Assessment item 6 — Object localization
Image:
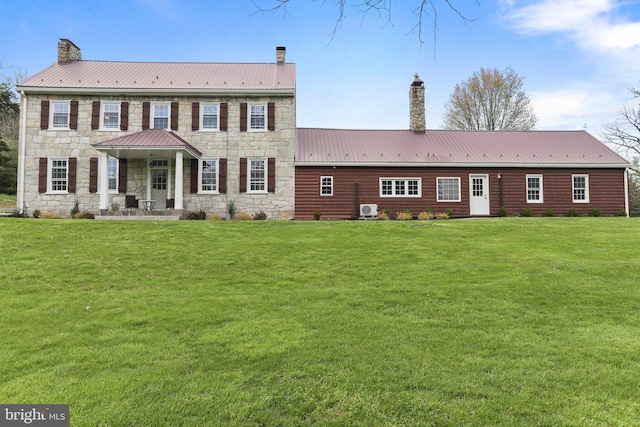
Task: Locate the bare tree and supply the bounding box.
[601,88,640,172]
[442,67,538,131]
[252,0,479,51]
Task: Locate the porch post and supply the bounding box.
[175,152,184,210]
[98,152,109,210]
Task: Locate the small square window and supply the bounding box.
[321,176,333,196]
[51,102,70,129]
[437,177,461,202]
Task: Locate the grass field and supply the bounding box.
[0,194,16,208]
[1,218,639,426]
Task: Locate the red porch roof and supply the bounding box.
[92,129,202,159]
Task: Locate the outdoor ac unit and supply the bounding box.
[360,203,378,218]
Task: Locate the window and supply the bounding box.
[321,176,333,196]
[526,174,543,203]
[248,158,266,192]
[437,177,461,202]
[51,102,70,129]
[199,159,219,193]
[249,104,266,131]
[102,103,120,129]
[572,174,589,203]
[49,158,68,193]
[201,103,219,130]
[380,178,421,197]
[152,103,170,129]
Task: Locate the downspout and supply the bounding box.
[17,91,27,214]
[624,168,630,217]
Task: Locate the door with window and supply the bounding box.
[469,174,490,216]
[151,169,168,210]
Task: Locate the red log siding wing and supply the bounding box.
[190,159,198,193]
[191,102,199,131]
[220,103,228,131]
[120,102,129,131]
[268,157,276,192]
[142,102,150,130]
[38,157,47,193]
[240,103,247,131]
[118,158,127,193]
[268,102,275,131]
[171,102,179,130]
[239,157,247,192]
[68,157,77,193]
[219,158,227,194]
[89,157,98,193]
[91,101,100,130]
[69,101,78,130]
[40,101,49,129]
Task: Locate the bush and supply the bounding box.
[32,209,41,218]
[235,212,253,220]
[383,207,392,217]
[313,210,322,220]
[226,200,236,220]
[444,208,453,218]
[39,211,57,219]
[75,211,95,219]
[70,200,80,218]
[181,211,206,220]
[396,211,412,220]
[522,207,532,217]
[617,210,628,217]
[590,207,602,217]
[253,210,268,220]
[545,209,554,217]
[377,212,390,220]
[417,210,434,220]
[498,207,508,217]
[435,212,449,220]
[567,208,578,217]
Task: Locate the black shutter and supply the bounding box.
[118,158,127,193]
[190,159,198,193]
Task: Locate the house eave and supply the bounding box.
[294,161,630,169]
[16,86,295,97]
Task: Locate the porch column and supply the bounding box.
[174,152,184,210]
[99,152,109,210]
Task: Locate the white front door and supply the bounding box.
[151,169,168,210]
[469,174,490,216]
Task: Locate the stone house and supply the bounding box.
[16,40,295,218]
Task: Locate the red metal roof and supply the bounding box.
[295,128,628,168]
[18,61,295,93]
[93,129,202,158]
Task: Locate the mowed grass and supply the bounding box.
[0,218,639,426]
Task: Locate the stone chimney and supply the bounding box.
[58,39,81,64]
[409,73,426,132]
[276,46,286,64]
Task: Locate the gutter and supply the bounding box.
[17,91,27,214]
[294,161,630,169]
[16,86,295,97]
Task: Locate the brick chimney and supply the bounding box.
[58,39,81,64]
[409,73,426,132]
[276,46,286,64]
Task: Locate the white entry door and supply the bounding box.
[469,174,490,216]
[151,169,168,210]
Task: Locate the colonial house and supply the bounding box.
[16,40,629,219]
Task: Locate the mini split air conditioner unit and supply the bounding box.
[360,203,378,219]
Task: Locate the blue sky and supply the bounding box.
[1,0,639,136]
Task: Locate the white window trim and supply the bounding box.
[436,177,461,202]
[100,102,121,131]
[572,174,590,203]
[97,156,119,194]
[379,177,422,198]
[320,176,333,196]
[49,101,70,130]
[247,157,267,194]
[47,157,69,194]
[200,102,220,132]
[526,174,544,203]
[151,102,171,130]
[198,158,219,194]
[248,102,267,132]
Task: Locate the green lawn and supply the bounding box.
[0,194,16,208]
[1,218,639,426]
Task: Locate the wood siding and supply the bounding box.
[295,166,627,219]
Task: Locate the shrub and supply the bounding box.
[313,210,322,220]
[435,212,449,220]
[396,211,412,220]
[545,209,554,217]
[39,211,58,219]
[424,207,433,213]
[181,211,206,220]
[377,212,390,220]
[522,207,532,217]
[206,214,223,221]
[444,208,453,218]
[75,211,95,219]
[417,210,434,220]
[590,207,602,217]
[567,208,578,217]
[226,200,237,220]
[383,207,392,217]
[253,210,268,220]
[32,209,41,218]
[498,207,508,217]
[235,212,253,220]
[617,210,628,217]
[70,200,80,218]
